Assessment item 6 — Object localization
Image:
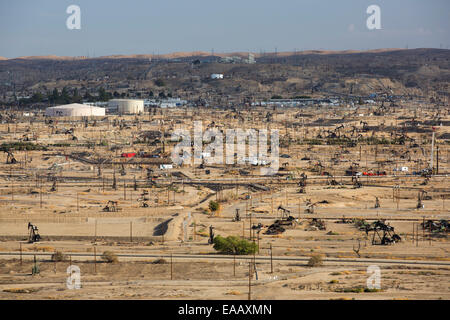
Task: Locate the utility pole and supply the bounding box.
[249,211,253,241]
[270,243,273,274]
[94,246,97,274]
[11,169,13,202]
[271,189,274,216]
[430,130,435,173]
[170,253,173,280]
[248,262,252,300]
[130,221,133,243]
[193,221,196,241]
[233,253,236,277]
[285,187,288,206]
[416,223,419,247]
[436,146,439,174]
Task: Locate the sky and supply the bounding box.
[0,0,449,58]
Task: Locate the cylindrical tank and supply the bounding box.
[45,103,105,117]
[109,99,144,114]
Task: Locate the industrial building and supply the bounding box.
[45,103,106,117]
[109,99,144,114]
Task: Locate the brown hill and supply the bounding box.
[8,48,407,61]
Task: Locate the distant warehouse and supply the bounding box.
[109,99,144,114]
[45,103,106,117]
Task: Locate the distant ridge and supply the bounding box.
[5,48,444,61]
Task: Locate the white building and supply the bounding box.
[109,99,144,114]
[144,98,188,108]
[45,103,105,117]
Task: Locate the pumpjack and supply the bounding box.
[120,164,126,176]
[352,175,362,188]
[365,220,401,245]
[298,173,307,187]
[277,205,291,218]
[276,205,298,228]
[28,222,41,243]
[5,151,17,164]
[50,180,57,192]
[138,190,149,207]
[102,200,121,212]
[416,190,431,209]
[304,199,320,214]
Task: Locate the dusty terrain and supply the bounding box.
[0,103,448,300]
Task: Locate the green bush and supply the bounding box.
[0,142,47,152]
[208,200,220,212]
[336,286,382,293]
[213,235,257,255]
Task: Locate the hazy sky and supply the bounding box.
[0,0,449,58]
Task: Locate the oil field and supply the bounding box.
[0,97,448,299]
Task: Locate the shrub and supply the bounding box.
[101,251,119,263]
[329,279,339,284]
[51,251,66,262]
[152,258,167,264]
[208,200,220,212]
[307,254,323,267]
[213,235,257,255]
[335,286,381,293]
[154,79,165,87]
[0,142,47,152]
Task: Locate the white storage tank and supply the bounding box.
[109,99,144,114]
[45,103,105,117]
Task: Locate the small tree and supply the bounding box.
[158,91,166,98]
[213,235,257,255]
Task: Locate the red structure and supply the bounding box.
[121,152,136,158]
